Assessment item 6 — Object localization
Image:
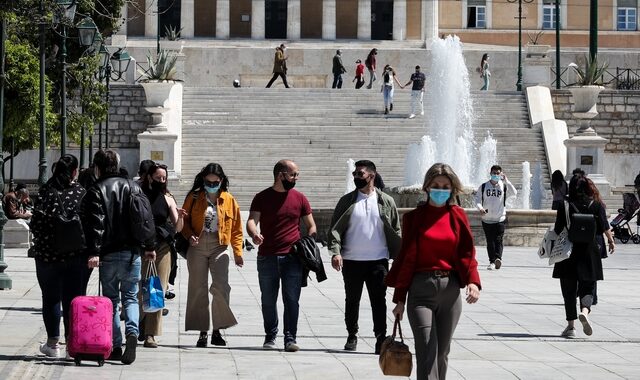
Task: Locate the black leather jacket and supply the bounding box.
[80,173,155,256]
[291,235,327,287]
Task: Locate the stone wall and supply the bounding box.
[103,84,151,149]
[551,90,640,154]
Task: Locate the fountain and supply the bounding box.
[531,162,546,209]
[345,159,356,194]
[402,35,497,190]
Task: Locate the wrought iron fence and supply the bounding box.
[135,60,151,83]
[551,67,640,90]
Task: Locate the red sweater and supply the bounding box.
[386,204,481,303]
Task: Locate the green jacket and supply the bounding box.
[328,188,401,259]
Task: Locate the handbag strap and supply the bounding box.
[51,187,69,218]
[563,201,571,229]
[392,317,405,343]
[146,260,158,279]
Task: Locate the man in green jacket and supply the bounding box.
[266,44,289,88]
[328,160,401,354]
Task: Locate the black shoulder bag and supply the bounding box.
[174,191,198,259]
[52,188,87,254]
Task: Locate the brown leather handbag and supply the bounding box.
[379,317,413,377]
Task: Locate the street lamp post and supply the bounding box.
[38,0,48,186]
[507,0,534,91]
[0,17,12,290]
[96,47,131,150]
[555,0,561,89]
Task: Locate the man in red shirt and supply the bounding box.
[246,159,317,352]
[353,59,365,89]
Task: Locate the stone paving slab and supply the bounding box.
[0,243,639,379]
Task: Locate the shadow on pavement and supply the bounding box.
[477,333,562,339]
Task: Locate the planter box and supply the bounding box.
[525,44,550,58]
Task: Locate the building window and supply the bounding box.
[467,6,486,28]
[617,7,637,30]
[542,5,557,29]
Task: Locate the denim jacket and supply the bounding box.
[328,188,401,259]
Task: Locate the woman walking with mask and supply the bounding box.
[386,163,481,379]
[181,163,244,347]
[139,163,186,348]
[30,154,88,358]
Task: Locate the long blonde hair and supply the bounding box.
[422,163,464,205]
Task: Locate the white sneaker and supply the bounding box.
[494,258,502,270]
[561,326,576,339]
[39,343,60,358]
[579,312,593,336]
[408,114,416,119]
[487,263,495,270]
[420,111,424,116]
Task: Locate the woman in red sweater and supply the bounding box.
[386,163,481,380]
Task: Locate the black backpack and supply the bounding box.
[128,181,156,247]
[52,188,86,254]
[568,202,597,244]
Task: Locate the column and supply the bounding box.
[144,0,157,38]
[216,0,230,38]
[393,0,406,40]
[357,0,371,40]
[287,0,301,39]
[322,0,336,39]
[112,3,127,46]
[181,0,195,38]
[424,0,439,41]
[252,0,265,39]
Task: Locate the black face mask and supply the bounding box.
[354,177,369,190]
[282,177,296,191]
[151,180,166,193]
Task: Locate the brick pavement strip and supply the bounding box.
[1,245,639,379]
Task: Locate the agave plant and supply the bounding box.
[139,49,178,82]
[568,55,608,86]
[164,25,182,41]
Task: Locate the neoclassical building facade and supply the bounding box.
[119,0,640,47]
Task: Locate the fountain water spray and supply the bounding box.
[345,159,356,194]
[403,35,497,188]
[520,161,531,209]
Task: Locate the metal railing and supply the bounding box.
[551,67,640,90]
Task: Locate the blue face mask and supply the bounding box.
[205,182,220,194]
[429,189,451,206]
[490,175,501,182]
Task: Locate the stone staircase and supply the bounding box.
[177,88,548,210]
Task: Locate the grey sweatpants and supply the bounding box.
[407,273,462,380]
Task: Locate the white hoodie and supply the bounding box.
[474,179,517,223]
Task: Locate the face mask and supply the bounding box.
[281,178,296,191]
[490,175,501,182]
[151,180,166,193]
[429,189,451,206]
[205,182,220,194]
[354,177,369,190]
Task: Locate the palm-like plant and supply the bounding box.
[568,55,608,86]
[139,49,178,82]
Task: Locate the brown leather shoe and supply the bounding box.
[143,335,158,348]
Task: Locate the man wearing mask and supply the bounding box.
[404,65,426,119]
[80,150,156,364]
[246,159,316,352]
[266,44,289,88]
[332,49,347,89]
[474,165,517,270]
[328,160,401,354]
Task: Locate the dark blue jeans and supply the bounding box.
[257,254,303,344]
[332,73,343,89]
[35,255,91,340]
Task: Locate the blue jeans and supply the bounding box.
[257,254,303,344]
[100,250,141,347]
[332,73,343,89]
[383,85,394,108]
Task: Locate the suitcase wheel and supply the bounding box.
[74,357,81,366]
[98,358,105,367]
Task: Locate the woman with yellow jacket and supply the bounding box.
[181,163,243,347]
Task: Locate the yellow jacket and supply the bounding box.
[181,191,243,257]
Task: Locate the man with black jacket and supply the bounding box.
[328,160,401,354]
[81,150,156,365]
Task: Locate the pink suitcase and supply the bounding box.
[67,295,113,366]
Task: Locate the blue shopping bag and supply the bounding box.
[142,261,165,313]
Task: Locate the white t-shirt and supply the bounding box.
[203,202,219,233]
[341,191,389,261]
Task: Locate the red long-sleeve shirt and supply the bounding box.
[386,204,481,303]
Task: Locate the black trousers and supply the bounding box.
[266,72,289,88]
[560,278,595,321]
[482,221,506,263]
[342,259,388,338]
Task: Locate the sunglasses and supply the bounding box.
[281,172,300,179]
[352,170,368,178]
[204,181,221,187]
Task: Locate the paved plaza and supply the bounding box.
[1,243,639,380]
